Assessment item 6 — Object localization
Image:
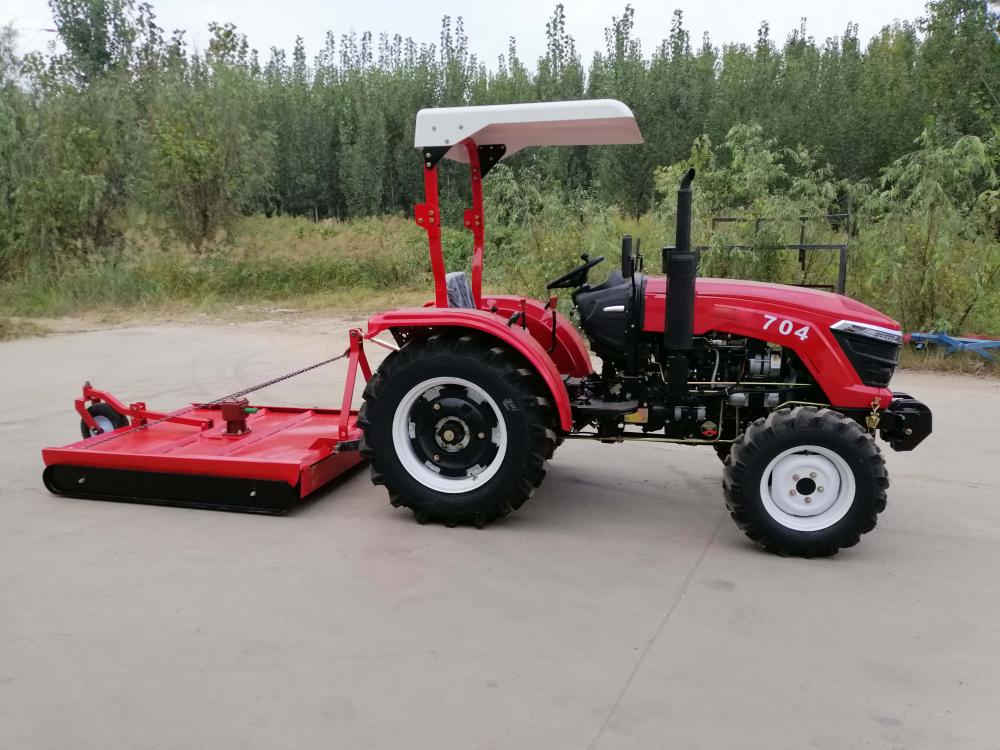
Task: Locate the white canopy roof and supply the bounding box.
[414,99,643,163]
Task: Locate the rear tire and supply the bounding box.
[723,406,888,557]
[359,333,556,527]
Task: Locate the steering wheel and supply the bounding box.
[547,254,605,290]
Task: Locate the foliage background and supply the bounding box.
[0,0,997,333]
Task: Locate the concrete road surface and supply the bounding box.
[2,318,998,750]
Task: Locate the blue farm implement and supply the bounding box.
[908,332,1000,362]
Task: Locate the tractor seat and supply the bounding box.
[446,271,476,309]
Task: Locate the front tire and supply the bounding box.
[723,406,888,557]
[359,333,557,527]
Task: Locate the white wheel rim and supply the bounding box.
[759,445,855,532]
[391,376,508,494]
[91,415,115,435]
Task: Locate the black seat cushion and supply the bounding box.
[446,272,475,309]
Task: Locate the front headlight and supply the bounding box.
[830,320,902,388]
[830,320,903,345]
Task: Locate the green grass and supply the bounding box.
[0,317,48,341]
[899,346,1000,377]
[0,215,449,317]
[0,210,583,317]
[1,212,997,380]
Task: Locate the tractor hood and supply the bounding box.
[694,278,900,329]
[643,277,900,332]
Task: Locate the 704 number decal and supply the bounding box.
[762,314,810,341]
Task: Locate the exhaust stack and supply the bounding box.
[662,168,697,394]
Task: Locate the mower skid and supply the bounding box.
[42,464,301,514]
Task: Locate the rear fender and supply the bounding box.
[367,308,575,431]
[482,295,593,378]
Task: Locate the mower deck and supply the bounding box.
[43,328,373,514]
[42,404,364,514]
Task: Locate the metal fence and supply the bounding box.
[698,213,850,294]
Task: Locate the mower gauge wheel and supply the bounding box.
[80,403,129,439]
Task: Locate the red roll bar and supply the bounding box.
[414,138,487,309]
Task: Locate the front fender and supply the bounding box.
[366,308,574,431]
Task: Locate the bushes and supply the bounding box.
[0,216,433,314]
[649,124,1000,334]
[0,1,997,333]
[858,128,999,333]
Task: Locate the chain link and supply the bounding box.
[84,348,350,447]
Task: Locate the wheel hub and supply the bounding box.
[757,443,857,533]
[91,415,115,436]
[769,452,840,517]
[434,416,471,453]
[392,377,507,493]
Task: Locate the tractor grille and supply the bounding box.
[832,329,900,388]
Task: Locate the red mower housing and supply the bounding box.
[41,330,372,513]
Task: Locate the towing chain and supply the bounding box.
[84,349,351,447]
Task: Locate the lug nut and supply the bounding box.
[789,489,797,496]
[433,454,440,462]
[477,432,485,439]
[433,403,441,411]
[804,496,812,504]
[792,474,800,481]
[818,486,824,492]
[809,472,817,479]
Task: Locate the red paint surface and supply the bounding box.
[42,405,364,498]
[643,277,898,408]
[414,165,447,307]
[367,307,577,430]
[463,141,486,308]
[484,295,593,377]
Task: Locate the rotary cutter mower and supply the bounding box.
[42,329,374,514]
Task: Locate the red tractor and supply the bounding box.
[42,100,931,557]
[357,100,931,556]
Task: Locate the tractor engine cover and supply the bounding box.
[574,270,644,361]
